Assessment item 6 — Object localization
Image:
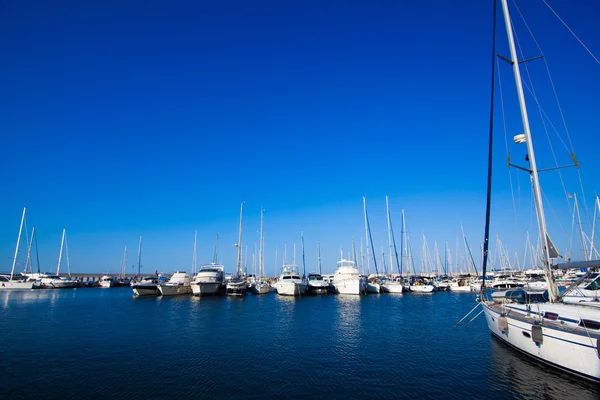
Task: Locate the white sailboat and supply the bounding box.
[226,202,249,295]
[381,196,403,294]
[479,0,600,382]
[363,197,381,293]
[251,208,270,295]
[41,229,77,289]
[0,208,38,290]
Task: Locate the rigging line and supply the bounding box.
[542,0,600,65]
[511,23,573,216]
[512,0,577,155]
[496,57,520,236]
[481,0,497,292]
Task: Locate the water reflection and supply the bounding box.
[489,335,599,399]
[332,295,363,360]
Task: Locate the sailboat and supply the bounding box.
[381,196,403,294]
[40,229,77,289]
[251,209,270,295]
[0,208,39,290]
[363,196,381,293]
[479,0,600,382]
[226,202,249,295]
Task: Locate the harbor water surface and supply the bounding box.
[1,288,598,399]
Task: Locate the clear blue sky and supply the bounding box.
[1,0,599,276]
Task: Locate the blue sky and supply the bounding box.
[1,0,599,276]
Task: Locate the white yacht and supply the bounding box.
[191,264,225,296]
[307,273,329,295]
[132,276,167,296]
[331,259,365,295]
[275,264,308,296]
[158,272,192,296]
[99,275,114,288]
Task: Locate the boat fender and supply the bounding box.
[498,316,509,332]
[531,325,543,344]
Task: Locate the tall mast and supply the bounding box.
[301,232,306,279]
[317,241,322,275]
[65,231,71,277]
[137,236,142,277]
[363,197,371,274]
[123,246,127,278]
[500,0,558,301]
[351,239,356,264]
[10,207,26,280]
[56,229,66,276]
[259,209,264,279]
[386,196,394,276]
[25,227,35,276]
[235,202,245,277]
[192,230,197,275]
[401,209,406,276]
[213,234,219,264]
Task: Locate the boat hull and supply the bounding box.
[381,282,403,293]
[191,282,223,296]
[410,284,435,293]
[158,285,192,296]
[132,284,159,296]
[482,301,600,382]
[0,280,37,290]
[276,281,308,296]
[225,280,249,296]
[332,279,364,295]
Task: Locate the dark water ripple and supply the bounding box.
[1,288,598,399]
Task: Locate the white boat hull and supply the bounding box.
[482,301,600,382]
[307,282,329,295]
[381,281,403,293]
[132,285,159,296]
[276,281,308,296]
[0,280,37,290]
[449,285,472,292]
[366,282,380,293]
[158,284,192,296]
[191,282,223,296]
[410,284,435,293]
[332,279,364,295]
[251,283,270,295]
[99,281,113,288]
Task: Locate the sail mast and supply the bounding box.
[317,241,322,275]
[137,236,142,278]
[499,0,558,301]
[56,229,65,276]
[10,207,26,280]
[235,202,245,278]
[259,208,264,279]
[386,196,394,276]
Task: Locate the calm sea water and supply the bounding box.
[1,288,598,400]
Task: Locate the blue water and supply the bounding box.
[1,288,598,399]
